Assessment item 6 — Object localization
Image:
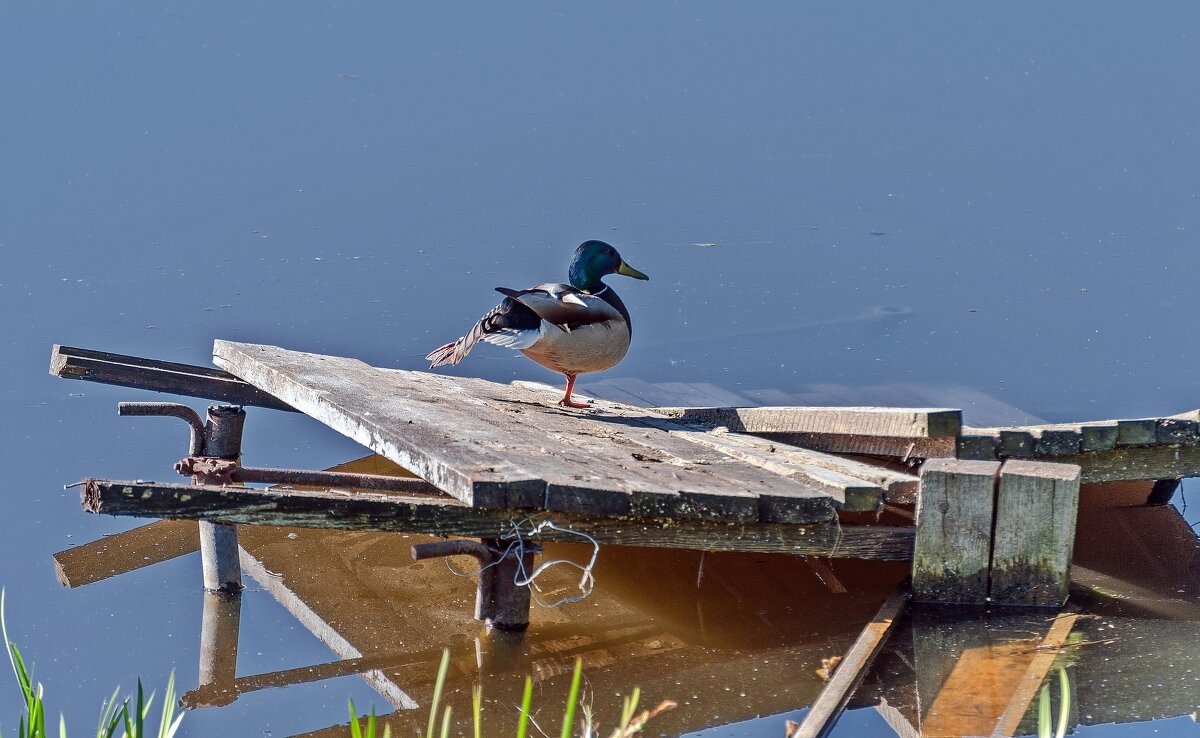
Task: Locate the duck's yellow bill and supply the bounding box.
[617,261,649,280]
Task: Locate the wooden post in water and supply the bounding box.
[989,460,1080,607]
[912,459,1001,604]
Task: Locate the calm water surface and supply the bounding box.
[3,3,1200,736]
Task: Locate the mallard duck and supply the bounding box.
[426,240,649,407]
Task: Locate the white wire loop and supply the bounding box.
[442,517,600,608]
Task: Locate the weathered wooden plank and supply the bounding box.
[667,430,925,510]
[52,519,199,588]
[1157,417,1200,445]
[512,381,841,522]
[997,429,1035,458]
[964,415,1200,457]
[81,479,916,558]
[955,434,998,461]
[511,378,844,523]
[656,405,962,437]
[759,432,957,460]
[789,585,908,738]
[214,342,635,512]
[718,432,919,503]
[912,459,1001,604]
[508,380,752,520]
[1061,444,1200,485]
[217,342,843,523]
[1116,418,1157,446]
[49,344,296,411]
[1080,422,1119,452]
[663,429,883,511]
[964,415,1200,460]
[990,460,1081,607]
[1032,428,1081,456]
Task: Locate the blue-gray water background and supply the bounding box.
[2,4,1199,736]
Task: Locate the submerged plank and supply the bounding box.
[789,584,908,738]
[656,406,962,438]
[81,479,916,558]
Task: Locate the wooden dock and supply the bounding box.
[47,339,1200,735]
[52,340,1200,604]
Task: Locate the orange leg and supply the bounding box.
[557,374,591,408]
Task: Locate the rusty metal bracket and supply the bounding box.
[119,402,205,456]
[119,401,246,593]
[412,538,542,631]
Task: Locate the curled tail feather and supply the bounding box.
[425,305,503,368]
[425,338,467,368]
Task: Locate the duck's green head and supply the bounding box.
[568,240,649,292]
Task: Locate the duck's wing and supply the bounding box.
[497,283,623,332]
[425,295,543,368]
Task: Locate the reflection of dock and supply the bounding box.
[55,461,1200,736]
[48,341,1200,735]
[55,454,910,735]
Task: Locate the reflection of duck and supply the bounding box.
[426,240,649,408]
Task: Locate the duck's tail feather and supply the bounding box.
[425,338,469,368]
[427,296,544,369]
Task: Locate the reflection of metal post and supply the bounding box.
[196,406,245,593]
[196,590,242,707]
[412,538,541,631]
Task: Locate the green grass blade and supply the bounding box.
[366,709,376,738]
[347,700,363,738]
[0,590,16,686]
[439,706,453,738]
[472,684,482,738]
[560,658,583,738]
[516,676,533,738]
[1056,667,1070,738]
[97,685,123,738]
[1037,682,1051,738]
[60,711,68,738]
[123,700,136,738]
[157,671,181,738]
[619,687,641,731]
[426,650,451,738]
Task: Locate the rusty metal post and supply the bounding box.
[483,538,539,631]
[412,538,541,631]
[196,406,245,593]
[196,590,241,707]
